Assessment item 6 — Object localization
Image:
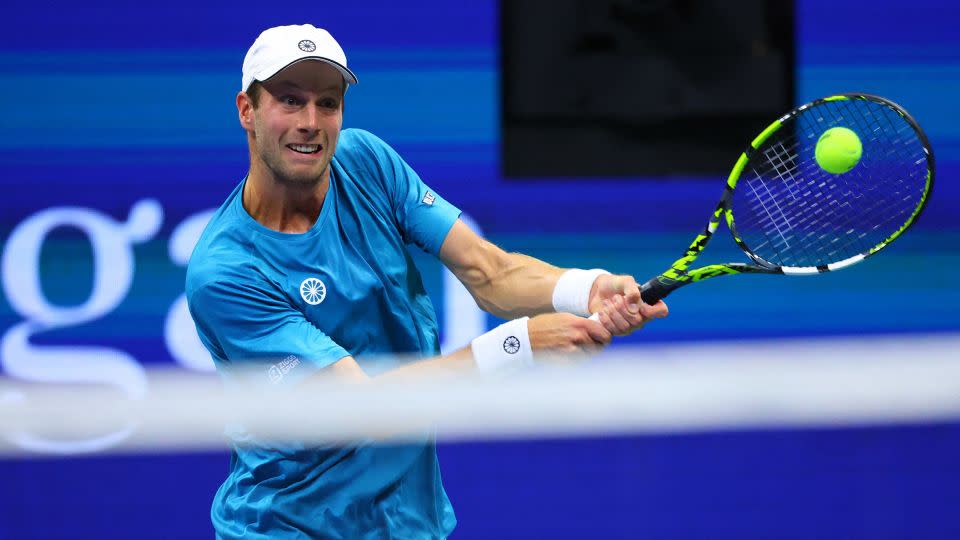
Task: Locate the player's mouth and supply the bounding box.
[287,144,322,155]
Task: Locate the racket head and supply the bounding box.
[723,94,934,275]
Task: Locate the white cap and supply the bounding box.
[241,24,358,92]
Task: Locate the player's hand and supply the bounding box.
[588,274,669,336]
[527,312,612,363]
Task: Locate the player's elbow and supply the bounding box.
[455,241,507,288]
[456,243,516,309]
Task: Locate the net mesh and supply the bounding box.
[730,97,930,268]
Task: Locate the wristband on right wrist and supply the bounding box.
[470,317,533,374]
[552,268,610,317]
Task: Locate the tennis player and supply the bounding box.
[186,24,668,540]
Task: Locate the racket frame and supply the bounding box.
[640,93,935,304]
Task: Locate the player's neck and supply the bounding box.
[243,163,329,234]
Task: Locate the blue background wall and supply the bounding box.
[1,1,958,538]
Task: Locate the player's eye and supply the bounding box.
[280,96,301,106]
[320,98,338,109]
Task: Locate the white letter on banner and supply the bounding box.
[0,200,162,453]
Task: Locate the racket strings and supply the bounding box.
[744,135,861,267]
[833,102,923,243]
[755,139,829,266]
[823,101,926,244]
[731,98,929,269]
[795,102,885,258]
[750,128,891,268]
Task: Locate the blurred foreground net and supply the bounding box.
[2,333,960,456]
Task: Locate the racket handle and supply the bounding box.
[587,278,669,322]
[640,278,671,305]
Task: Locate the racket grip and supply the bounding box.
[588,278,669,321]
[640,278,671,305]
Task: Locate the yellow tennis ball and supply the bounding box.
[815,127,862,174]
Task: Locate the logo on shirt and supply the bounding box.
[300,277,327,305]
[421,192,436,206]
[268,354,301,384]
[298,39,316,52]
[503,336,521,354]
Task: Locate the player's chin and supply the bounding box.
[283,163,329,185]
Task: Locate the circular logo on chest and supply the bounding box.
[300,277,326,305]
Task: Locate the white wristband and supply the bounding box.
[552,268,610,317]
[471,317,533,373]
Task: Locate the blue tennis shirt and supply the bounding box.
[186,129,461,539]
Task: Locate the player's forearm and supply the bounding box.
[464,250,563,319]
[326,310,614,386]
[376,347,477,382]
[327,347,475,382]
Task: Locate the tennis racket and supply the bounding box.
[639,93,934,305]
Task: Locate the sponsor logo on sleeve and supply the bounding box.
[268,355,301,384]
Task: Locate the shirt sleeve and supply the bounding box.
[358,130,462,254]
[188,277,350,386]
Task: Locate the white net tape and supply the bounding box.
[2,333,959,456]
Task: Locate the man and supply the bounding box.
[186,24,668,540]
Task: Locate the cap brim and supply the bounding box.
[254,56,358,88]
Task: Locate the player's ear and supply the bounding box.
[237,92,255,131]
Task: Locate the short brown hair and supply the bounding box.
[246,81,264,108]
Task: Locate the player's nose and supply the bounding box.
[296,106,320,133]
